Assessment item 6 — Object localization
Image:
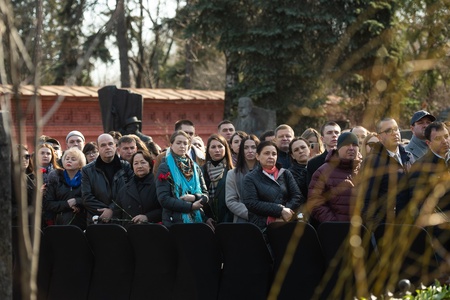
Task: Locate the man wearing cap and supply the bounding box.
[405,110,436,160]
[307,132,361,226]
[45,138,62,159]
[66,130,86,151]
[360,117,415,226]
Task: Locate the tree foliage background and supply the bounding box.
[3,1,450,298]
[5,0,450,130]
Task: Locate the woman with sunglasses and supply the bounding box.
[361,132,379,159]
[12,145,36,226]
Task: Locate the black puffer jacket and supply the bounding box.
[156,162,209,227]
[114,173,162,224]
[44,169,86,229]
[289,161,308,200]
[242,164,302,230]
[82,156,132,223]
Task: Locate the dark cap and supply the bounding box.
[45,138,61,147]
[337,132,359,149]
[124,116,142,126]
[410,110,435,125]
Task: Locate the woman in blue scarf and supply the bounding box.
[44,147,87,229]
[156,130,209,227]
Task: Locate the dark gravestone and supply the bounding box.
[98,86,141,131]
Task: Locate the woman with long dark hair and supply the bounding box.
[225,135,260,222]
[288,137,311,200]
[202,134,234,226]
[229,131,248,165]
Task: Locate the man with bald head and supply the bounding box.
[82,133,133,224]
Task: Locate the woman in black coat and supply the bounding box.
[114,151,162,224]
[44,148,87,229]
[288,137,311,200]
[243,141,302,231]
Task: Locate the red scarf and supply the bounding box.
[263,166,279,180]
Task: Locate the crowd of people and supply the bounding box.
[12,111,450,255]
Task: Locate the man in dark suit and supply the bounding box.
[360,117,415,226]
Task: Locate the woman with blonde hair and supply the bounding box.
[44,148,87,229]
[301,128,324,158]
[361,132,379,159]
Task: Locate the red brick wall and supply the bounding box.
[12,96,224,151]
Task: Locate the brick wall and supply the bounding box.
[6,86,225,151]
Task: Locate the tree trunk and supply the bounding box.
[117,0,131,87]
[135,0,144,88]
[0,111,12,300]
[224,52,238,119]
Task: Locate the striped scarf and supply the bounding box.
[207,160,226,200]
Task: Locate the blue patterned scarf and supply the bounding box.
[166,150,203,223]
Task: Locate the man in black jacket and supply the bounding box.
[408,121,450,267]
[409,121,450,222]
[82,133,133,224]
[306,121,341,187]
[274,124,295,169]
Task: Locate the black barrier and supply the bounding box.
[13,222,440,300]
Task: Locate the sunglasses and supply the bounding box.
[23,154,31,160]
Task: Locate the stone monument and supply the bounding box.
[233,97,276,136]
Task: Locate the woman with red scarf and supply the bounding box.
[242,141,302,231]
